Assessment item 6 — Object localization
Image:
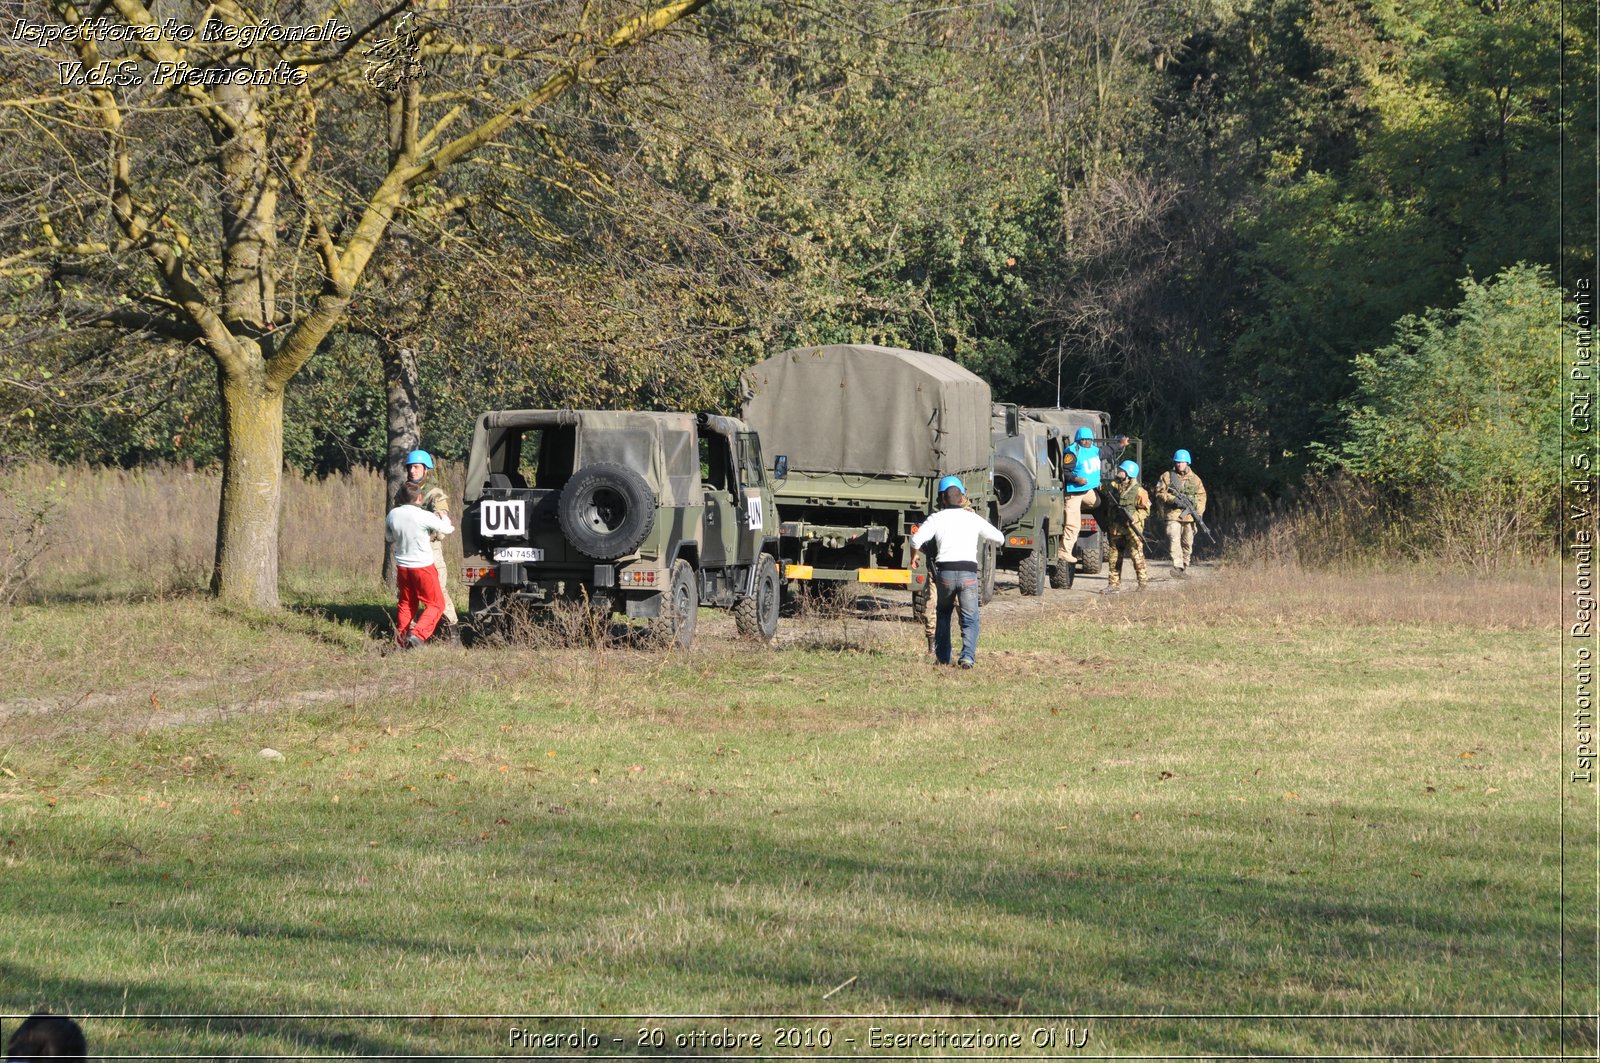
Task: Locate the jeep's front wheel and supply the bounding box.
[735,554,780,643]
[652,558,698,650]
[558,462,656,560]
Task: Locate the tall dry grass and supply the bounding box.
[1215,475,1564,572]
[8,462,465,601]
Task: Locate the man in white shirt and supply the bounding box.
[385,481,456,648]
[910,476,1004,669]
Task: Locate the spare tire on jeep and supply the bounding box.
[557,462,656,560]
[992,454,1035,527]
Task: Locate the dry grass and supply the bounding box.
[1145,559,1557,631]
[8,461,465,601]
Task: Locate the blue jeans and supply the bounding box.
[934,569,981,666]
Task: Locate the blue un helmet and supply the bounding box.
[1119,460,1140,479]
[1174,448,1192,465]
[404,449,435,470]
[937,475,966,495]
[1074,426,1095,444]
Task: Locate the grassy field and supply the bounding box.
[0,538,1587,1059]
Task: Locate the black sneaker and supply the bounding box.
[407,634,426,649]
[959,659,974,670]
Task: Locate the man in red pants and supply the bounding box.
[385,481,456,647]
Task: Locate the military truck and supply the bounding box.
[1021,407,1135,587]
[458,410,781,649]
[741,344,997,609]
[991,404,1066,596]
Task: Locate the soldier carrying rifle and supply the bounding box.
[1100,460,1150,594]
[1153,448,1209,579]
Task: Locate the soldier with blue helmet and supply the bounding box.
[910,475,1004,668]
[1154,448,1207,578]
[1056,425,1102,573]
[403,448,458,628]
[1101,459,1150,594]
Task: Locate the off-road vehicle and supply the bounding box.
[459,410,781,649]
[991,404,1066,596]
[742,344,997,613]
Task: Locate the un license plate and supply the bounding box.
[493,547,543,563]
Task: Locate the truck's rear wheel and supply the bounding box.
[1049,561,1073,589]
[1018,548,1046,596]
[980,542,996,604]
[911,588,929,625]
[734,554,780,643]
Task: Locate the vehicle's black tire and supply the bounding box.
[556,462,655,560]
[652,558,698,650]
[911,588,929,625]
[1018,548,1046,596]
[992,455,1035,527]
[1049,560,1073,590]
[1093,536,1108,576]
[980,541,996,604]
[734,554,781,643]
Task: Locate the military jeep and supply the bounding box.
[459,410,782,649]
[991,404,1066,596]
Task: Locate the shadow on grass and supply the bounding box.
[7,792,1571,1056]
[288,600,395,641]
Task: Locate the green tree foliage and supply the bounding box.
[1316,263,1569,544]
[1203,0,1590,488]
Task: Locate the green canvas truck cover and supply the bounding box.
[741,345,992,477]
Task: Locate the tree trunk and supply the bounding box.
[211,368,285,609]
[380,340,421,587]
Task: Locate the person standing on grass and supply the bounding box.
[404,449,459,629]
[1102,460,1151,595]
[911,475,1004,669]
[1057,425,1102,574]
[6,1012,87,1061]
[1154,448,1207,578]
[386,480,455,648]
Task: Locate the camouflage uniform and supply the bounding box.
[1103,475,1150,590]
[411,473,458,625]
[1154,468,1206,573]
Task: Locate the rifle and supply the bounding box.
[1162,474,1214,542]
[1096,478,1147,552]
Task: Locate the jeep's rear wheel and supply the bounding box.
[557,462,655,560]
[993,455,1034,527]
[734,554,780,643]
[652,558,698,650]
[1018,547,1046,596]
[1049,561,1073,589]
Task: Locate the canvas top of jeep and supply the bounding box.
[464,409,700,509]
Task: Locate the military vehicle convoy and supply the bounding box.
[741,345,998,608]
[458,410,781,649]
[991,404,1066,596]
[449,370,1135,652]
